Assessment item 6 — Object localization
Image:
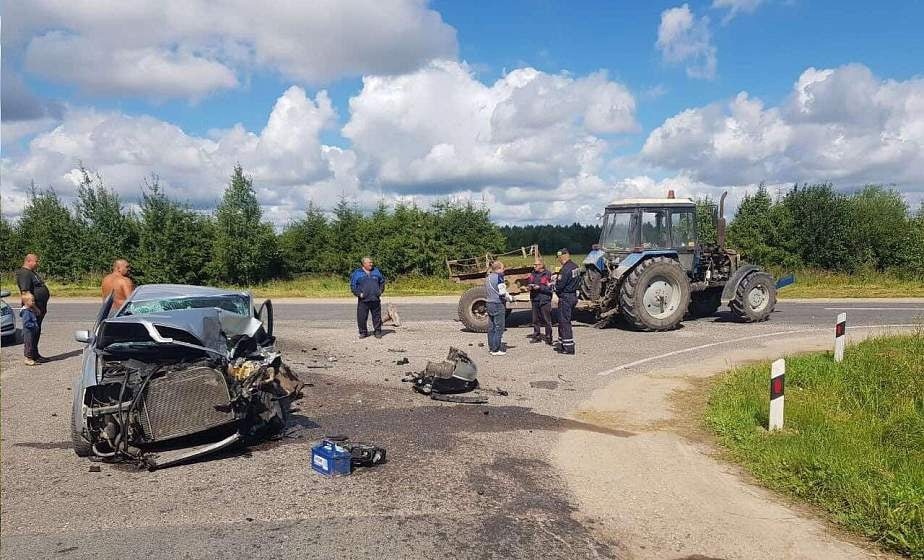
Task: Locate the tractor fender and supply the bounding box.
[721,264,762,305]
[613,250,678,281]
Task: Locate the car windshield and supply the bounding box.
[121,295,250,317]
[600,210,635,250]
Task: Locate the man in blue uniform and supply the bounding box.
[527,260,553,345]
[350,257,386,339]
[554,249,580,355]
[485,260,513,355]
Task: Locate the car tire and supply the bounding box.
[70,407,92,457]
[619,256,691,331]
[458,286,491,333]
[730,271,776,322]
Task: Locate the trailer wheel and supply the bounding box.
[619,256,690,331]
[730,272,776,322]
[458,286,491,332]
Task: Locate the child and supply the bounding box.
[20,292,41,366]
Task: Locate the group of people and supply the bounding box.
[12,253,134,365]
[484,248,579,356]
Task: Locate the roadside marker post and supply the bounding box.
[769,359,785,431]
[834,312,847,362]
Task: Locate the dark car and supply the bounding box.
[71,284,303,469]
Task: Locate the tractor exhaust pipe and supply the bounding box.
[717,191,728,249]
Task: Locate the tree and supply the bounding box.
[135,176,214,284]
[209,165,279,284]
[328,197,369,275]
[278,202,333,275]
[0,215,23,273]
[782,183,859,272]
[15,186,82,279]
[74,166,137,274]
[433,200,505,259]
[695,197,717,246]
[849,185,911,271]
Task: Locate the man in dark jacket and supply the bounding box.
[554,249,580,355]
[527,260,553,345]
[15,253,50,362]
[350,257,386,339]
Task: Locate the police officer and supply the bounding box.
[554,248,579,355]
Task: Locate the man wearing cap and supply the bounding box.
[553,248,580,355]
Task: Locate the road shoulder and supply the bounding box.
[553,328,910,560]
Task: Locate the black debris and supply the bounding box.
[88,465,101,472]
[396,357,410,365]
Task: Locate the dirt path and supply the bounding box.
[553,328,910,560]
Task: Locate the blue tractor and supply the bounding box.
[579,191,777,330]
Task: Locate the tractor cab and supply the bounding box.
[599,196,698,271]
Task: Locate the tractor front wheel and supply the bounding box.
[730,272,776,322]
[458,286,491,332]
[619,257,691,331]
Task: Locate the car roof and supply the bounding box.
[606,198,696,209]
[128,284,249,301]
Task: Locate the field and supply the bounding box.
[705,333,924,557]
[2,266,922,299]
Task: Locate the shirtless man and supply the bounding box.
[101,259,135,310]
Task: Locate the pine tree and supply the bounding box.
[209,165,279,284]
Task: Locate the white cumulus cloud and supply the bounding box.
[656,4,717,80]
[712,0,765,22]
[642,64,924,195]
[7,0,458,99]
[343,60,638,194]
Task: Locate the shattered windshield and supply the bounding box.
[600,210,635,251]
[122,295,250,317]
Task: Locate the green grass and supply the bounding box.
[776,268,924,299]
[3,266,921,299]
[705,333,924,558]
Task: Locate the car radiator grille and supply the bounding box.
[139,366,236,442]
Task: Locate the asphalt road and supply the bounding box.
[36,298,924,328]
[2,298,921,559]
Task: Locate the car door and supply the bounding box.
[254,299,274,339]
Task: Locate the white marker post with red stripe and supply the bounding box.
[834,312,847,363]
[769,359,785,431]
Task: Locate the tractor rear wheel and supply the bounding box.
[730,272,776,322]
[619,256,690,331]
[458,286,491,332]
[688,288,722,318]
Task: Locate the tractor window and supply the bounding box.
[600,211,634,250]
[640,211,669,249]
[670,210,697,248]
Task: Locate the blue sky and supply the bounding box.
[3,1,923,224]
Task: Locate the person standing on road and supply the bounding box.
[350,257,386,339]
[19,293,42,366]
[485,260,513,356]
[554,248,580,355]
[15,253,50,362]
[101,259,135,311]
[527,260,553,345]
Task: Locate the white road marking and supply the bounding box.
[823,307,924,311]
[596,323,920,376]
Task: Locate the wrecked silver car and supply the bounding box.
[70,284,303,469]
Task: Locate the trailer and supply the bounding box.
[448,245,540,332]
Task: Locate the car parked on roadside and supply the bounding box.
[71,284,303,469]
[1,289,16,341]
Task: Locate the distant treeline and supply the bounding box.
[1,165,922,285]
[500,223,601,255]
[0,165,505,284]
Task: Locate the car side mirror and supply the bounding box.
[0,290,10,298]
[74,330,91,344]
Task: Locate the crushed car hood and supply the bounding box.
[99,308,264,358]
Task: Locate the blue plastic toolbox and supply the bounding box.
[311,440,352,477]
